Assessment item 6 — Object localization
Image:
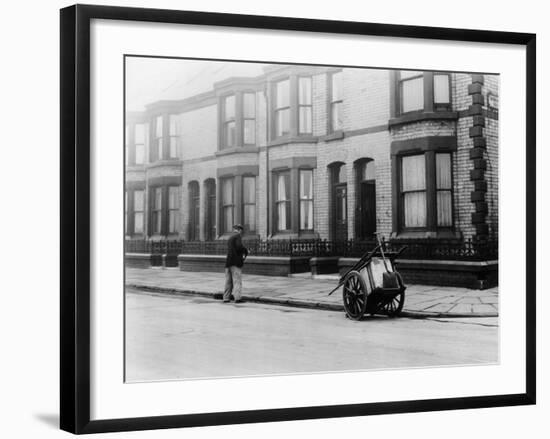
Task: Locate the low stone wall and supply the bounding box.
[338,258,498,289]
[178,254,311,276]
[310,257,340,275]
[125,253,162,268]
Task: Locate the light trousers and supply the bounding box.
[223,266,242,301]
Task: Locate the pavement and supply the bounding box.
[125,267,498,318]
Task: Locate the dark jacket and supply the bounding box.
[225,233,249,268]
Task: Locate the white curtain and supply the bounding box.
[300,170,313,230]
[277,174,288,230]
[436,153,452,226]
[402,155,426,227]
[401,77,424,112]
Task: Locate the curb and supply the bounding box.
[126,284,497,318]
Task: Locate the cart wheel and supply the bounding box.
[382,273,405,317]
[343,270,368,320]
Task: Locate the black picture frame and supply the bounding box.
[60,4,536,434]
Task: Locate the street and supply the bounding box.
[125,288,499,382]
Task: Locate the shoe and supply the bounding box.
[222,299,230,303]
[234,299,244,303]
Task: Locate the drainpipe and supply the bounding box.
[263,84,271,238]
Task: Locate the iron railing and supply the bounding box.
[125,237,498,261]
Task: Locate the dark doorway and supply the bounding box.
[205,179,216,240]
[356,160,376,239]
[189,181,200,241]
[330,163,348,242]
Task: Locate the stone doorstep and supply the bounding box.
[126,283,498,318]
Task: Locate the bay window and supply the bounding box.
[154,115,163,161]
[329,71,343,132]
[298,77,312,134]
[275,79,290,137]
[242,176,256,233]
[168,186,181,234]
[275,171,291,231]
[243,93,256,145]
[169,115,178,159]
[221,178,234,234]
[299,170,314,231]
[222,95,236,148]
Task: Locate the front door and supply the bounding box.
[334,184,348,241]
[359,181,376,238]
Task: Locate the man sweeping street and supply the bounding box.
[223,224,249,303]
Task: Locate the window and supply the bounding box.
[436,153,452,227]
[330,71,343,132]
[398,152,454,232]
[134,124,146,165]
[299,170,314,231]
[155,115,163,161]
[242,176,256,232]
[168,186,180,234]
[134,190,145,234]
[152,187,163,234]
[221,178,234,234]
[275,79,290,137]
[188,182,199,240]
[169,115,178,159]
[401,155,427,228]
[223,95,236,148]
[361,160,375,181]
[433,74,450,107]
[243,93,256,145]
[399,71,424,113]
[298,77,312,134]
[275,171,291,231]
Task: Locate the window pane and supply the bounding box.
[225,121,236,147]
[169,211,179,233]
[300,170,313,198]
[170,137,178,158]
[434,74,450,104]
[331,71,343,102]
[154,187,162,210]
[169,115,178,135]
[276,109,290,136]
[135,124,145,143]
[437,191,452,227]
[222,178,233,204]
[244,205,256,232]
[300,200,313,230]
[299,77,312,104]
[400,70,422,80]
[135,144,144,165]
[244,119,255,144]
[134,190,144,211]
[331,102,342,131]
[169,186,180,209]
[243,93,255,118]
[334,165,346,184]
[436,153,452,189]
[224,95,235,120]
[404,192,427,227]
[363,161,375,181]
[156,116,163,137]
[243,177,255,204]
[224,207,233,233]
[401,77,424,112]
[299,106,312,134]
[402,155,426,191]
[134,212,144,234]
[276,80,290,108]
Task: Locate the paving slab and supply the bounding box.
[125,268,499,318]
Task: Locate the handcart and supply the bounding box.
[328,235,407,320]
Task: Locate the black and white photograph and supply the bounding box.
[124,57,500,382]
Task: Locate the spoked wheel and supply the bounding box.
[342,270,368,320]
[381,273,405,317]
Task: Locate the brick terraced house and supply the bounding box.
[125,62,499,289]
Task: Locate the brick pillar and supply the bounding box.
[468,75,489,238]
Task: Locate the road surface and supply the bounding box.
[125,288,498,382]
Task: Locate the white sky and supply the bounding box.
[125,57,268,111]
